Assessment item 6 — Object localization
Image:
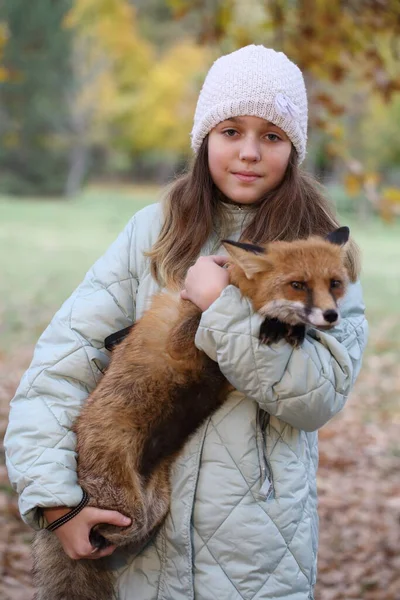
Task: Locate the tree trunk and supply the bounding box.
[65,141,89,197]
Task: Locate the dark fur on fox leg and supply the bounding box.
[259,317,306,347]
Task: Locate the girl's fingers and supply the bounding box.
[88,508,131,528]
[208,255,229,266]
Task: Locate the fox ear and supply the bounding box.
[325,226,350,246]
[222,239,267,279]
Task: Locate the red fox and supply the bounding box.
[32,226,354,600]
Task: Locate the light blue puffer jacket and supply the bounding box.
[5,202,368,600]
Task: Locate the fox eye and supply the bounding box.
[330,279,342,288]
[291,281,306,290]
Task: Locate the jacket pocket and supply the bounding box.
[256,407,274,501]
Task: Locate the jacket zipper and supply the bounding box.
[256,407,275,500]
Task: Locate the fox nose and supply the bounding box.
[323,309,338,323]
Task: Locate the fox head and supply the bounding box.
[222,227,351,329]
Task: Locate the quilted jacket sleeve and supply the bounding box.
[5,216,140,529]
[195,281,368,432]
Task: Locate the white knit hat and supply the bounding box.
[191,45,308,163]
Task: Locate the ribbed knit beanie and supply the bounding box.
[191,45,308,163]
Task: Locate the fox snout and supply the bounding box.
[323,309,339,323]
[306,307,340,328]
[259,300,341,329]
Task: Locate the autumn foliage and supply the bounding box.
[0,0,399,202]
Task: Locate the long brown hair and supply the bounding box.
[147,138,360,288]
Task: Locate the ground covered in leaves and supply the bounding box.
[0,336,399,600]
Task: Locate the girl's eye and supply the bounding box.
[266,133,280,142]
[223,129,238,137]
[291,281,306,291]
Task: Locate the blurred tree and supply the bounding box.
[0,21,8,82]
[361,95,400,173]
[133,0,180,48]
[63,0,153,194]
[64,1,211,186]
[166,0,400,107]
[128,42,210,155]
[0,0,74,196]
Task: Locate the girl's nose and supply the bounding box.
[239,138,261,162]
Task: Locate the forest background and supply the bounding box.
[0,1,400,599]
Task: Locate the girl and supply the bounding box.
[5,45,368,599]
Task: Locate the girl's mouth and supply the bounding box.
[232,172,262,183]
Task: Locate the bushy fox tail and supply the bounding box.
[32,530,115,600]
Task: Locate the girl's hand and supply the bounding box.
[181,255,229,311]
[43,506,131,560]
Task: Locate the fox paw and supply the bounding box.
[259,318,305,347]
[259,318,288,344]
[284,324,305,347]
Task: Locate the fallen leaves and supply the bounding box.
[0,350,35,600]
[0,342,399,599]
[316,349,400,600]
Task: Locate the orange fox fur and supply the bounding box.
[32,228,355,600]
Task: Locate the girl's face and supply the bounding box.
[208,115,292,205]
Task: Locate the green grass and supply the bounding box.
[0,186,158,351]
[346,218,400,315]
[344,216,400,354]
[0,186,399,354]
